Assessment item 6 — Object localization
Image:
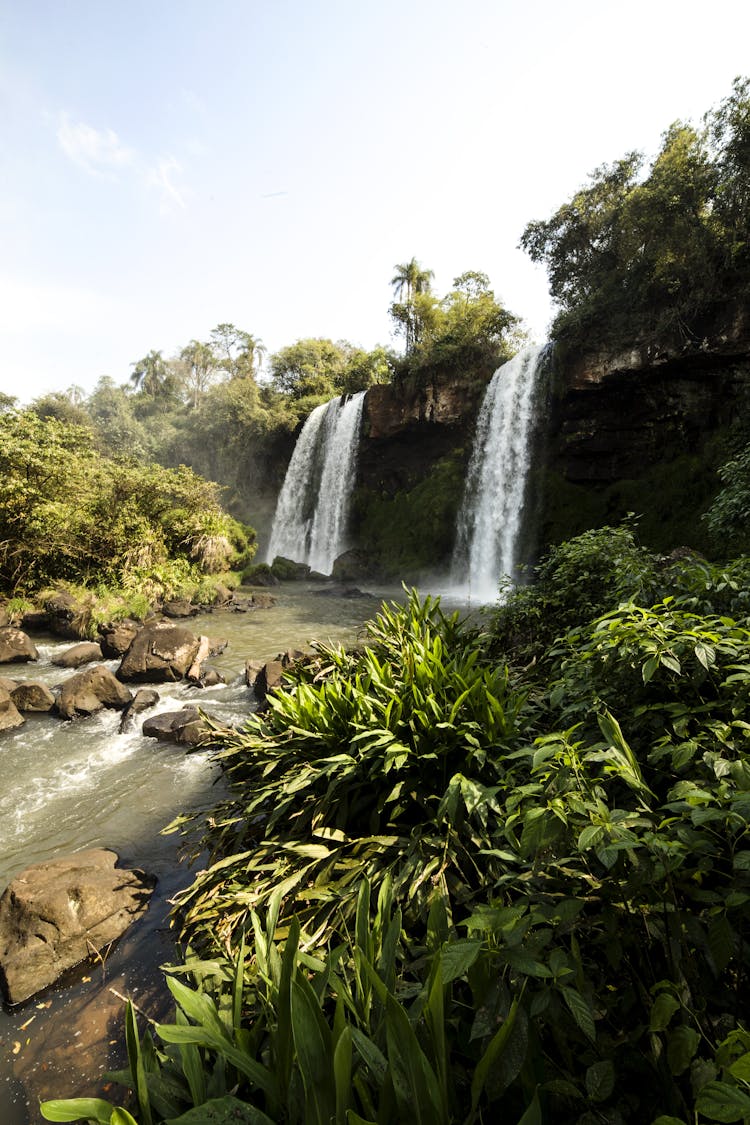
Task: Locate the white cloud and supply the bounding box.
[56,114,135,175]
[147,156,188,212]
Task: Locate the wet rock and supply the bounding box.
[0,685,25,731]
[0,675,18,692]
[162,598,199,619]
[192,667,224,688]
[119,689,160,732]
[187,635,211,682]
[52,642,103,669]
[331,549,377,582]
[211,583,233,606]
[245,658,264,689]
[43,591,87,639]
[57,666,132,720]
[118,621,201,683]
[10,681,56,712]
[0,627,38,664]
[280,648,307,667]
[209,637,229,656]
[254,660,284,700]
[99,620,140,659]
[314,584,373,599]
[0,848,155,1005]
[270,556,311,581]
[242,563,279,587]
[250,593,276,609]
[20,610,50,632]
[142,706,227,746]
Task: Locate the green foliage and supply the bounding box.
[269,338,392,403]
[704,441,750,554]
[389,264,522,379]
[522,78,750,351]
[0,409,254,597]
[352,455,467,577]
[41,530,750,1123]
[172,590,526,954]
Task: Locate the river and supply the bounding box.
[0,582,397,1123]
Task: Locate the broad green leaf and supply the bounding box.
[516,1087,542,1125]
[729,1050,750,1082]
[164,1096,274,1124]
[649,993,680,1031]
[470,997,519,1112]
[333,1024,353,1125]
[111,1111,139,1125]
[125,1002,153,1125]
[696,1080,750,1122]
[439,939,482,984]
[385,993,444,1124]
[291,972,335,1125]
[40,1100,115,1124]
[586,1059,615,1102]
[561,987,596,1042]
[666,1025,700,1075]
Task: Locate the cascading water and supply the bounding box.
[453,344,547,602]
[265,390,366,573]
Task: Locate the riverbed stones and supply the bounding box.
[57,665,132,720]
[142,706,227,746]
[52,641,104,668]
[0,848,155,1005]
[119,688,160,732]
[10,680,56,712]
[0,627,38,664]
[118,621,201,683]
[0,685,25,731]
[162,598,199,618]
[99,619,141,659]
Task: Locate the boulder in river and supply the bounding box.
[98,619,141,659]
[142,706,228,747]
[0,627,38,664]
[0,685,25,731]
[10,680,56,712]
[119,688,160,732]
[161,598,199,619]
[52,641,104,669]
[0,848,155,1005]
[57,665,132,720]
[118,621,202,683]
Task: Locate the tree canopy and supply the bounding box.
[521,77,750,350]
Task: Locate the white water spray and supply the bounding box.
[266,391,366,573]
[453,345,547,602]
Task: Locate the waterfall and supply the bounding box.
[453,344,547,602]
[266,390,366,573]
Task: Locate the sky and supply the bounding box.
[1,0,750,404]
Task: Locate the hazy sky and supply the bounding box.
[2,0,750,403]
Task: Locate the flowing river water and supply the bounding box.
[0,583,398,1123]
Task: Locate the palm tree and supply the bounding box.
[129,350,169,396]
[390,258,435,351]
[390,257,434,303]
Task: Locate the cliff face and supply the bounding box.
[537,304,750,551]
[348,303,750,575]
[350,364,494,576]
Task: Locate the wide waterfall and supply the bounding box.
[453,344,547,602]
[266,390,366,574]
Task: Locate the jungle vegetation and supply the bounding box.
[41,528,750,1125]
[521,77,750,353]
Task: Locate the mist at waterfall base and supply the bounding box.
[450,344,549,604]
[266,391,366,574]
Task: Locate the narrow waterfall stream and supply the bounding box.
[265,391,365,573]
[453,345,548,602]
